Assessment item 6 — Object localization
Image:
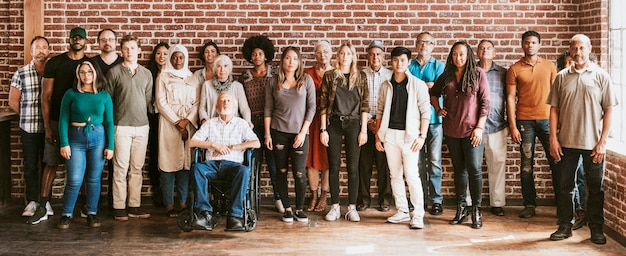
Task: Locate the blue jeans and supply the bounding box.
[574,156,585,209]
[271,129,308,210]
[556,148,604,229]
[62,125,106,216]
[517,120,558,207]
[20,130,44,202]
[445,136,484,207]
[160,170,189,206]
[192,160,250,218]
[252,117,279,200]
[327,117,360,205]
[418,123,443,205]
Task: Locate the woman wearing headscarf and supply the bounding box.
[155,44,201,218]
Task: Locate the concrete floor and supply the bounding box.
[1,202,624,255]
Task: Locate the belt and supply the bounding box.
[332,115,360,121]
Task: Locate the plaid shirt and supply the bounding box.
[191,116,259,163]
[10,61,44,133]
[482,62,508,134]
[363,66,392,119]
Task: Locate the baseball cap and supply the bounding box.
[69,27,87,39]
[367,40,384,51]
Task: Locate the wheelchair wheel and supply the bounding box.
[177,209,195,232]
[246,208,257,231]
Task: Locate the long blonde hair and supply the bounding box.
[334,42,360,90]
[277,46,305,91]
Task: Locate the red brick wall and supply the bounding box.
[1,1,622,238]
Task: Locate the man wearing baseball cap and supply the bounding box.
[29,26,90,225]
[357,40,393,212]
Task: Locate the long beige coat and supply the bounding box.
[155,72,201,172]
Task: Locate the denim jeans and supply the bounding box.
[271,129,308,210]
[62,125,106,216]
[517,120,558,207]
[418,123,443,205]
[445,136,484,207]
[160,170,189,206]
[574,156,585,209]
[252,117,279,200]
[357,129,392,207]
[20,130,44,202]
[328,117,360,205]
[192,160,250,218]
[556,148,604,229]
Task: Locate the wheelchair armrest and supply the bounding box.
[193,147,252,167]
[243,148,253,168]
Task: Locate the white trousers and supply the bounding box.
[383,129,424,217]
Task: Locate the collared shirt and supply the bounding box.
[547,63,619,150]
[191,116,259,163]
[363,66,392,119]
[480,62,508,134]
[389,75,409,130]
[10,61,44,133]
[105,64,153,126]
[506,57,557,120]
[408,56,445,124]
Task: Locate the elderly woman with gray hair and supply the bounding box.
[199,55,251,126]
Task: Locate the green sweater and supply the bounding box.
[58,89,114,150]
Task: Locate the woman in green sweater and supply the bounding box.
[57,59,114,229]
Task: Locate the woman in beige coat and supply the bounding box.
[155,45,201,217]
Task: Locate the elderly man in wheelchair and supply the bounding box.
[188,92,260,231]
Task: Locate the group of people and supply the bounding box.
[9,26,617,244]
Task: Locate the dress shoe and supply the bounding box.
[226,216,245,231]
[379,204,390,212]
[357,204,370,211]
[550,225,573,241]
[193,211,213,231]
[429,203,443,215]
[450,203,468,225]
[590,228,607,244]
[572,209,587,230]
[471,206,482,229]
[518,206,536,218]
[491,207,505,216]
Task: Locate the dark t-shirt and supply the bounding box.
[389,75,409,130]
[332,74,361,118]
[43,52,90,121]
[91,55,124,75]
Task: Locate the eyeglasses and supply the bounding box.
[417,40,434,46]
[99,38,116,43]
[78,70,94,76]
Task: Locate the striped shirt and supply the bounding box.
[10,61,44,133]
[363,66,392,119]
[191,116,259,163]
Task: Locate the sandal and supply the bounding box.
[166,209,179,218]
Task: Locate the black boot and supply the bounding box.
[471,206,482,229]
[450,203,468,225]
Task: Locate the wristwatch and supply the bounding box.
[320,128,327,133]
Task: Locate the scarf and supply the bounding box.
[212,74,234,93]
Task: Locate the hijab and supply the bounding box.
[162,44,193,78]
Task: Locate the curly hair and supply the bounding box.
[242,35,275,64]
[198,41,221,64]
[435,41,479,94]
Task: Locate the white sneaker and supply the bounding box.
[325,204,340,221]
[45,201,54,216]
[345,207,360,222]
[275,199,285,213]
[387,211,410,223]
[410,215,424,229]
[22,201,37,217]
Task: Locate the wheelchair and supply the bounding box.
[177,148,260,232]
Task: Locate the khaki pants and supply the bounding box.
[113,125,149,209]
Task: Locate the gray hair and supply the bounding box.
[571,34,591,47]
[212,54,233,74]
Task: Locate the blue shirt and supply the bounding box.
[408,57,444,124]
[481,62,508,134]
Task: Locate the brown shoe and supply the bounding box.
[314,190,328,212]
[306,190,318,212]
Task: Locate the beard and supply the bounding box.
[70,43,84,52]
[218,107,236,116]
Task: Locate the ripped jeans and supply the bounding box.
[271,129,309,211]
[517,120,558,208]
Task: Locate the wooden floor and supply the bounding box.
[1,202,624,255]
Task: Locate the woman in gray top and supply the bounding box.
[264,46,316,223]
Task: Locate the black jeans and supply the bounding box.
[327,117,361,205]
[252,116,279,200]
[20,130,44,202]
[147,113,161,200]
[357,129,391,207]
[556,148,604,229]
[445,135,484,207]
[271,129,308,210]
